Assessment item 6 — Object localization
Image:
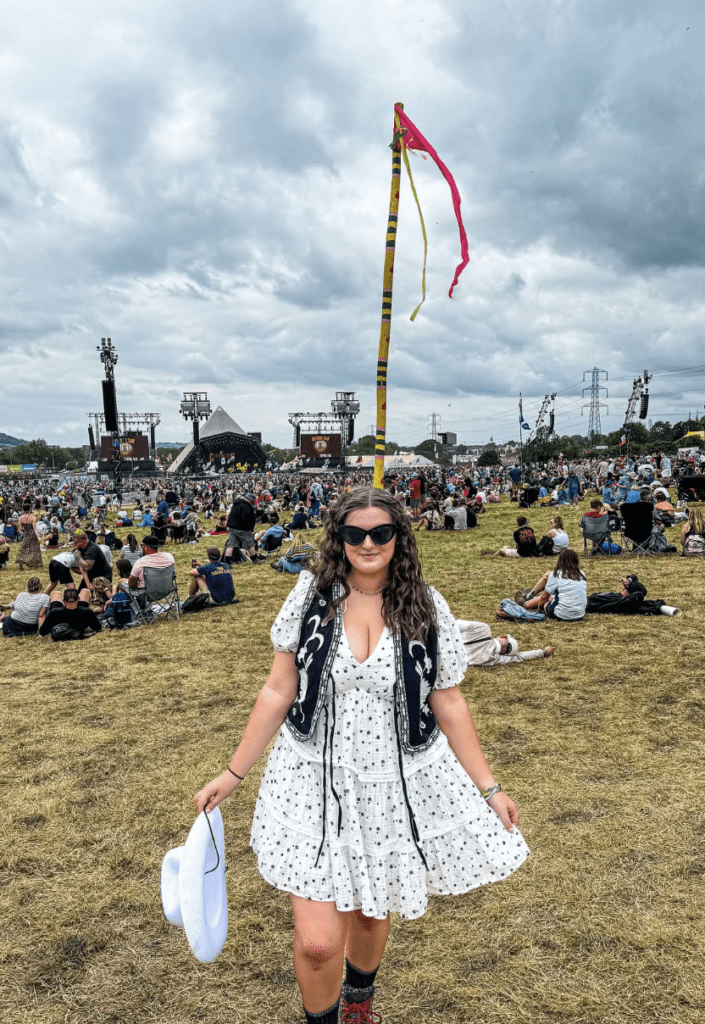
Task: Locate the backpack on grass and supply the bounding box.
[107,590,135,629]
[682,533,705,557]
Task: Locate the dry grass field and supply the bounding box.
[1,495,704,1024]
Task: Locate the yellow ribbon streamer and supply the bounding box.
[400,143,428,321]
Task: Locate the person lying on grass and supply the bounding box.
[512,548,587,621]
[585,573,680,616]
[456,619,555,664]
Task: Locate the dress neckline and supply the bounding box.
[342,623,388,666]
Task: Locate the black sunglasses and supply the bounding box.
[338,524,398,547]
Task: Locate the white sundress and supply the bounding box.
[250,571,529,920]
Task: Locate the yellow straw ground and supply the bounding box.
[1,497,704,1023]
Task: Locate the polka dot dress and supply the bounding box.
[250,571,529,920]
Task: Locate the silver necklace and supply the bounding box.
[349,581,385,596]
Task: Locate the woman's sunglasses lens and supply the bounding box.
[369,525,396,544]
[339,524,396,546]
[339,526,366,545]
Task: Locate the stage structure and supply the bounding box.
[622,370,651,454]
[288,391,360,468]
[528,394,557,444]
[88,339,159,486]
[168,404,269,474]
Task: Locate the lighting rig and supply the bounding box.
[623,370,651,454]
[180,392,211,472]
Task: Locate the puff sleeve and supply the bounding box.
[431,588,470,689]
[270,570,316,653]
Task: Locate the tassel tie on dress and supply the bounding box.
[313,682,429,871]
[314,695,343,868]
[313,685,428,871]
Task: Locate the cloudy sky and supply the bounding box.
[2,0,705,450]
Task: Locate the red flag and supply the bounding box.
[394,105,469,297]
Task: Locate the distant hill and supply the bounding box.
[0,433,27,448]
[156,441,187,448]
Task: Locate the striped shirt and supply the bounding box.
[130,552,175,587]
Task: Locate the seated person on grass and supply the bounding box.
[653,488,674,514]
[209,515,229,535]
[39,586,102,641]
[89,576,115,613]
[113,557,134,591]
[681,507,705,555]
[255,521,286,552]
[0,536,9,569]
[0,576,50,637]
[288,504,314,531]
[493,516,538,557]
[187,548,238,607]
[415,500,443,531]
[514,548,587,621]
[583,498,607,519]
[128,536,176,596]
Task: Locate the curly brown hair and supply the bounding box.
[313,487,437,641]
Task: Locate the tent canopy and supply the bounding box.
[345,454,435,469]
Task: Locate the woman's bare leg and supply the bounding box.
[345,909,390,972]
[290,896,347,1013]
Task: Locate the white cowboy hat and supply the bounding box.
[161,808,228,963]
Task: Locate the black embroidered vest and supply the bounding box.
[284,575,439,754]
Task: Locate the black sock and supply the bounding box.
[345,959,379,991]
[304,999,340,1024]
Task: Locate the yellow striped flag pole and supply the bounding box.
[372,103,404,490]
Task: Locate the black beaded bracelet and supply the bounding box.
[227,767,245,780]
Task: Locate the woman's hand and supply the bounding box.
[487,791,520,832]
[194,771,240,814]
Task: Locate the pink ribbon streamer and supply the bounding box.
[394,104,469,298]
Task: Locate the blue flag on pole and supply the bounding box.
[519,396,531,431]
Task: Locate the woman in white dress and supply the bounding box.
[195,488,528,1024]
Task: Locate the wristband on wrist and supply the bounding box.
[480,783,502,800]
[227,767,246,781]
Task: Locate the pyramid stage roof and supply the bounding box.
[168,406,267,474]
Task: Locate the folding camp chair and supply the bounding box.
[580,514,615,555]
[129,565,180,624]
[619,502,655,555]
